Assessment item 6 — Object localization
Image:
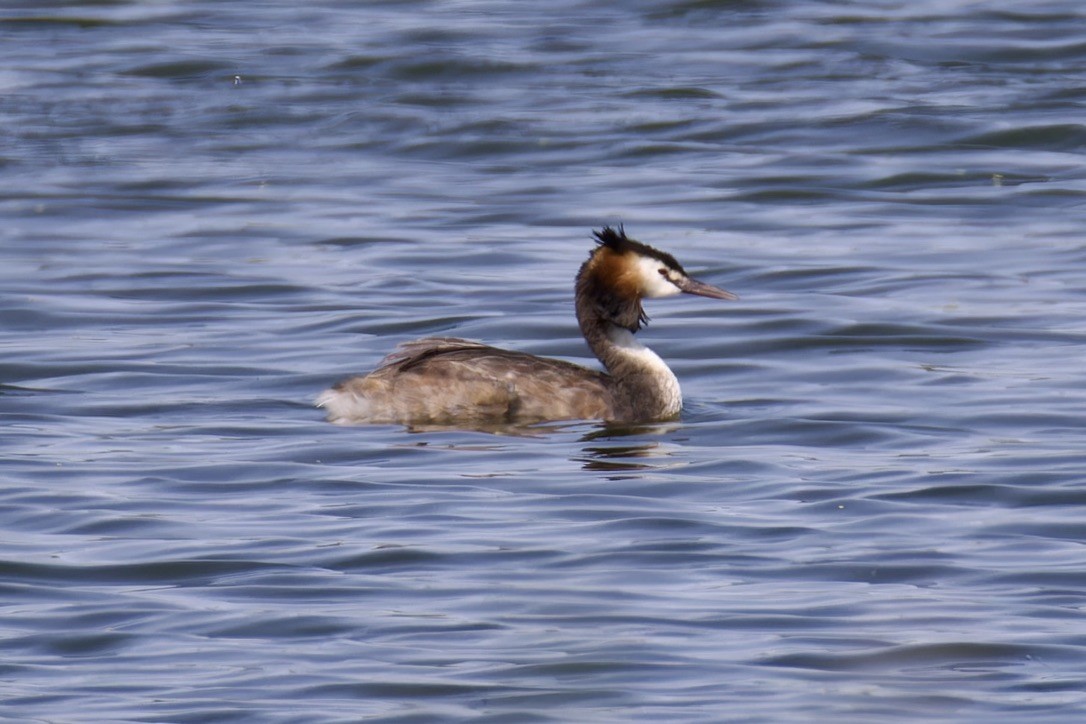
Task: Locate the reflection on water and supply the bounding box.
[578,440,680,473]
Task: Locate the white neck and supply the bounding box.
[605,326,682,417]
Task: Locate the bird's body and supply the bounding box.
[317,227,736,426]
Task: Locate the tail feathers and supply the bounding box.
[316,383,372,425]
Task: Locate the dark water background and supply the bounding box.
[4,1,1086,721]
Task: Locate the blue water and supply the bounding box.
[3,1,1086,721]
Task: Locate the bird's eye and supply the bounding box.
[658,268,668,277]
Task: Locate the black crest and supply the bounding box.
[592,226,685,273]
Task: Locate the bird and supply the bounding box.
[317,226,736,427]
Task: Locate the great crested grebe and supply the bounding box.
[317,227,737,426]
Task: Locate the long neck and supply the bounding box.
[575,286,682,420]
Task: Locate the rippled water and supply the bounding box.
[4,1,1086,721]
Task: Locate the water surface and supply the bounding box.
[3,1,1086,721]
